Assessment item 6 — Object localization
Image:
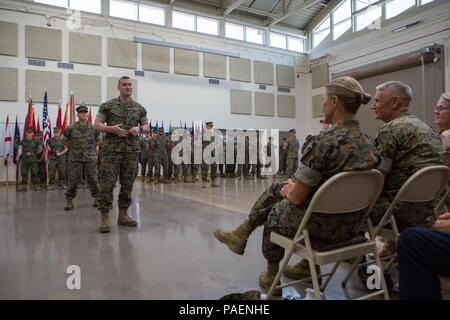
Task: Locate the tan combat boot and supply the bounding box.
[213,219,256,255]
[162,177,170,184]
[283,259,322,285]
[32,184,41,191]
[202,180,208,188]
[153,178,160,185]
[184,176,189,183]
[259,261,282,296]
[93,197,99,207]
[210,179,219,188]
[117,207,137,227]
[64,199,74,210]
[99,212,110,233]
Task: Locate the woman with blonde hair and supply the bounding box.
[213,76,381,295]
[434,93,450,132]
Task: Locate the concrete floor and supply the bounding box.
[0,176,403,300]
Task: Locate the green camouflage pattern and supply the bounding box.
[248,119,380,262]
[370,112,443,226]
[19,138,40,184]
[97,97,147,153]
[48,136,67,185]
[62,122,101,162]
[279,140,287,174]
[152,135,169,179]
[65,160,99,200]
[286,136,299,178]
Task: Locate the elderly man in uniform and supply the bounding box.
[62,105,102,210]
[47,127,68,190]
[16,127,42,191]
[94,76,149,233]
[285,129,299,179]
[201,121,220,188]
[368,81,442,257]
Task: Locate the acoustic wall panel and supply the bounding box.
[0,21,18,57]
[254,61,274,85]
[230,57,251,83]
[0,67,18,101]
[276,64,295,88]
[25,70,61,103]
[203,53,226,79]
[312,94,323,118]
[277,95,296,118]
[69,32,102,65]
[142,44,170,73]
[68,74,101,105]
[230,89,251,115]
[107,38,137,69]
[311,62,329,88]
[25,25,62,61]
[255,92,275,116]
[107,77,137,101]
[174,49,199,76]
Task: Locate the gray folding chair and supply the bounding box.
[267,169,388,300]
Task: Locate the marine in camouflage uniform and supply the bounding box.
[190,137,201,182]
[151,127,170,184]
[16,127,42,191]
[62,105,101,210]
[35,131,47,188]
[140,135,149,178]
[237,136,251,179]
[279,138,287,175]
[370,112,443,227]
[95,77,149,233]
[170,135,189,183]
[145,131,157,183]
[48,127,68,189]
[286,129,299,179]
[201,121,219,188]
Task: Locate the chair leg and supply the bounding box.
[341,255,364,287]
[267,249,294,299]
[308,258,322,300]
[371,245,390,300]
[321,261,340,291]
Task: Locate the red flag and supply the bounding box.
[61,103,68,133]
[70,93,75,125]
[23,97,32,137]
[3,115,12,166]
[36,115,41,132]
[31,105,36,135]
[56,101,62,129]
[88,105,92,123]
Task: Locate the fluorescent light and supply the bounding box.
[392,20,422,33]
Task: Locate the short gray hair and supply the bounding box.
[118,76,131,86]
[376,81,413,104]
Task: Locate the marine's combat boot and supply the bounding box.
[46,184,55,190]
[32,184,41,191]
[210,179,219,188]
[283,259,322,285]
[64,199,74,210]
[184,176,189,183]
[117,207,137,227]
[99,212,110,233]
[153,178,160,185]
[162,177,170,184]
[213,219,256,255]
[202,180,208,188]
[93,197,99,207]
[259,261,282,296]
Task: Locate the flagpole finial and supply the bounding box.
[70,91,74,96]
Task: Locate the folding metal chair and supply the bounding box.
[267,169,388,300]
[366,165,450,272]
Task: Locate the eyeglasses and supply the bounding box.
[435,106,450,112]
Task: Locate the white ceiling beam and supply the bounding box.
[224,0,247,16]
[267,0,323,27]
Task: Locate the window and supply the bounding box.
[69,0,101,14]
[355,0,378,11]
[287,36,304,52]
[312,15,330,48]
[332,0,351,40]
[421,0,435,4]
[34,0,68,7]
[197,16,218,36]
[246,26,264,45]
[355,4,381,31]
[110,0,137,21]
[225,22,244,41]
[172,11,195,31]
[386,0,416,19]
[269,32,286,49]
[139,4,165,26]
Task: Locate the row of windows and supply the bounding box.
[33,0,304,53]
[312,0,436,48]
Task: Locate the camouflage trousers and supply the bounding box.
[49,156,66,185]
[249,183,363,263]
[155,153,169,179]
[190,163,200,178]
[173,164,189,178]
[141,155,148,176]
[144,155,155,178]
[20,156,38,184]
[201,162,217,180]
[279,155,287,174]
[65,160,99,200]
[370,191,435,227]
[98,152,138,211]
[237,163,250,177]
[37,159,46,185]
[286,158,298,178]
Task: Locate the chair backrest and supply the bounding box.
[294,169,384,239]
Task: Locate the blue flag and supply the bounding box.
[162,121,165,136]
[155,121,158,136]
[13,115,20,164]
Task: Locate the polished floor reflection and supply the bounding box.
[0,177,408,300]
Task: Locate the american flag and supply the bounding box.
[42,90,51,158]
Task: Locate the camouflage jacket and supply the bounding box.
[295,119,380,189]
[49,137,66,159]
[286,136,300,158]
[62,122,101,162]
[151,135,169,155]
[375,112,442,194]
[97,97,148,153]
[19,138,40,159]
